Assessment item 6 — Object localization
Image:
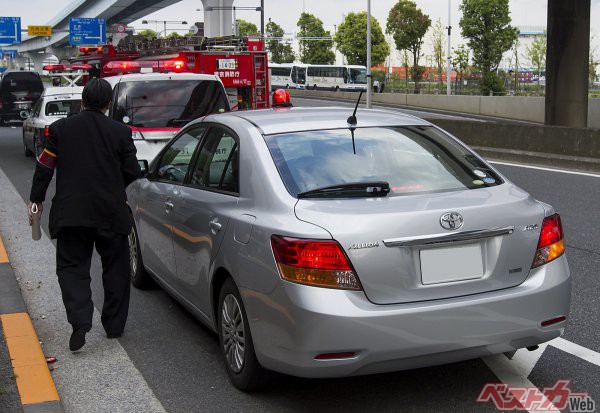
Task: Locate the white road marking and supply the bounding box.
[483,349,558,413]
[549,337,600,367]
[490,160,600,178]
[483,337,600,412]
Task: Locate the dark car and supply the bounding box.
[0,71,44,126]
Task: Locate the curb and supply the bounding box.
[0,234,65,413]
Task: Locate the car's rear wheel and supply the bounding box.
[129,216,153,289]
[218,278,267,391]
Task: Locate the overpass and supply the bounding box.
[12,0,236,71]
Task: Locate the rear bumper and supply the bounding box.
[243,255,571,378]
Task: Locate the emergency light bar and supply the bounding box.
[42,64,92,87]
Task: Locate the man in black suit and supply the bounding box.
[28,78,140,351]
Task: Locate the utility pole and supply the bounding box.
[446,0,452,95]
[366,0,372,108]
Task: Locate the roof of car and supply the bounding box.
[103,72,221,86]
[224,107,430,135]
[42,86,84,97]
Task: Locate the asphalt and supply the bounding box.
[0,113,598,412]
[0,324,23,413]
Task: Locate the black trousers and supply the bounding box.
[56,226,131,335]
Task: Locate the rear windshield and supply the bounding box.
[1,72,43,97]
[112,79,229,128]
[45,99,81,116]
[265,126,503,198]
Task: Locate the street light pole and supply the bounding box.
[366,0,372,109]
[446,0,452,95]
[260,0,265,36]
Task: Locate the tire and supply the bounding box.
[218,278,267,391]
[129,216,154,289]
[313,84,318,91]
[23,134,33,157]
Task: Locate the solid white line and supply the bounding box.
[549,337,600,367]
[483,351,558,413]
[490,160,600,178]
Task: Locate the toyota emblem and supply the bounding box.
[440,212,464,230]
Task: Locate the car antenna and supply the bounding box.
[347,90,363,154]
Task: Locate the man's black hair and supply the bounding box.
[82,78,112,111]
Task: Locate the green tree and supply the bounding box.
[166,32,181,39]
[525,33,546,85]
[137,29,158,40]
[334,12,389,66]
[452,44,470,91]
[237,19,259,37]
[266,19,295,63]
[430,18,445,87]
[459,0,518,95]
[589,35,599,87]
[386,0,431,93]
[297,12,335,65]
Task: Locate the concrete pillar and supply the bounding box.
[545,0,591,128]
[15,56,27,70]
[23,53,53,74]
[201,0,234,37]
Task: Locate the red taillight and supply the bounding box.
[270,235,361,290]
[532,213,565,268]
[44,125,50,137]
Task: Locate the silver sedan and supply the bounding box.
[126,107,571,390]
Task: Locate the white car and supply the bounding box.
[22,86,83,157]
[104,73,230,162]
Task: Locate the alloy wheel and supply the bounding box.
[221,294,245,373]
[128,228,138,277]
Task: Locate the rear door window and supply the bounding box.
[265,126,503,197]
[188,127,239,194]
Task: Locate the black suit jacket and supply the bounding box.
[30,109,140,238]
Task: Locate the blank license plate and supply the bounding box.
[420,244,484,285]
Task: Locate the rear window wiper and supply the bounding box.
[297,182,390,199]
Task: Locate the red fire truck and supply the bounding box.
[69,36,270,110]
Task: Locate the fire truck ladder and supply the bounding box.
[253,53,267,109]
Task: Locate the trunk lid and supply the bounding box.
[294,183,545,304]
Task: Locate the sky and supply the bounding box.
[2,0,600,67]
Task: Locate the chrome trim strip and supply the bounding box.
[383,226,515,247]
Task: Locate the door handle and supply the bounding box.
[165,200,174,213]
[209,218,222,234]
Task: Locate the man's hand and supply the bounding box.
[27,202,43,226]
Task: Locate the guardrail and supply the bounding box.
[288,89,600,129]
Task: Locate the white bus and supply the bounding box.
[269,63,306,90]
[269,64,367,92]
[305,65,367,91]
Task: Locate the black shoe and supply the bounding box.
[69,329,87,351]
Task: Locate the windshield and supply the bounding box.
[265,126,503,198]
[45,99,81,116]
[112,79,228,128]
[349,68,367,84]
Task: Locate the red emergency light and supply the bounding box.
[70,64,93,71]
[102,61,141,75]
[43,64,66,71]
[158,59,187,73]
[79,47,103,54]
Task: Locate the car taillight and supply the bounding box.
[270,235,362,290]
[44,125,50,137]
[532,213,565,268]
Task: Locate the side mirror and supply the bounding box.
[138,159,149,178]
